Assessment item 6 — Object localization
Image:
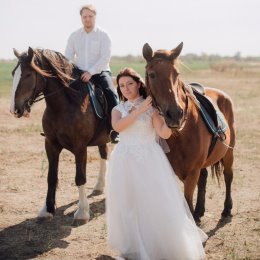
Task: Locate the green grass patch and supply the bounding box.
[0,60,16,97]
[1,58,260,98]
[110,60,146,78]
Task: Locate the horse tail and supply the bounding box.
[211,159,224,186]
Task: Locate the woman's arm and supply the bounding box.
[152,110,172,139]
[112,97,152,132]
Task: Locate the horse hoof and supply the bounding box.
[73,208,90,222]
[88,190,103,198]
[72,218,88,226]
[38,205,54,220]
[194,217,201,225]
[193,212,201,224]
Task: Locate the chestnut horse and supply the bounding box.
[143,43,235,222]
[10,47,110,223]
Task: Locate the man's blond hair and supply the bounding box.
[80,4,97,16]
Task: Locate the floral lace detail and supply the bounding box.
[114,99,170,154]
[114,99,155,144]
[114,98,155,123]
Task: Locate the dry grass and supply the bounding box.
[0,66,259,260]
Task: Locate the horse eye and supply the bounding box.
[149,72,155,79]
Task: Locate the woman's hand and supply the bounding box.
[137,96,152,114]
[112,96,153,132]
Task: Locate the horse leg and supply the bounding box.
[38,140,61,219]
[221,150,234,218]
[184,170,200,219]
[92,144,108,195]
[194,168,208,222]
[73,149,90,223]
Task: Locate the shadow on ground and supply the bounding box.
[0,198,106,260]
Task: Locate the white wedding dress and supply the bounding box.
[106,98,208,260]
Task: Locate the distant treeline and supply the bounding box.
[111,52,260,63]
[110,53,260,73]
[2,52,260,63]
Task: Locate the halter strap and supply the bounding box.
[25,73,62,112]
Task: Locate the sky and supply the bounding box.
[1,0,260,60]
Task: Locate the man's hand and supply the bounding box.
[81,71,92,82]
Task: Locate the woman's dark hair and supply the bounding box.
[116,67,147,101]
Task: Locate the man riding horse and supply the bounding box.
[65,4,119,143]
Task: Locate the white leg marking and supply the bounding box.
[74,185,90,221]
[93,158,107,192]
[38,203,53,219]
[10,65,21,114]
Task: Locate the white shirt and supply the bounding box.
[65,26,111,75]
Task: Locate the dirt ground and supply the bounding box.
[0,69,259,260]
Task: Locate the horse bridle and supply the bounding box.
[145,58,189,125]
[12,61,62,112]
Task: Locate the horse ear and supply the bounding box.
[143,43,153,62]
[170,42,183,60]
[28,47,34,59]
[13,48,20,59]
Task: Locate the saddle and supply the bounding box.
[189,83,227,156]
[70,68,108,120]
[85,82,108,120]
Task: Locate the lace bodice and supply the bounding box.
[114,99,156,145]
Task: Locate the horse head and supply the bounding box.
[143,42,187,130]
[11,47,74,118]
[10,47,45,117]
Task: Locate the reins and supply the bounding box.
[25,71,63,112]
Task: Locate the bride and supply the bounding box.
[106,68,207,260]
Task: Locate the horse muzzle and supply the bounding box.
[163,108,184,130]
[13,103,30,118]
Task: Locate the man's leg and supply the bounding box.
[91,71,119,143]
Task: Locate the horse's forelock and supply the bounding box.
[18,51,32,63]
[153,50,173,61]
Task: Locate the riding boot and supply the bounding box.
[110,129,119,144]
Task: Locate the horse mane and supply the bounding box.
[182,83,200,108]
[30,49,75,87]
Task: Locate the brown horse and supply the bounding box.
[143,43,235,222]
[10,47,110,223]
